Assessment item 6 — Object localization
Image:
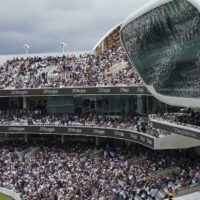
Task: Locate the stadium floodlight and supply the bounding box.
[60,42,66,54]
[23,44,30,55]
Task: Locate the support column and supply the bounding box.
[146,96,149,114]
[23,97,27,109]
[153,98,157,113]
[101,41,105,53]
[24,134,28,143]
[126,141,131,147]
[95,137,99,146]
[165,104,168,113]
[137,95,143,114]
[5,133,8,141]
[195,146,200,156]
[61,135,64,144]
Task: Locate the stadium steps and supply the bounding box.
[156,191,167,200]
[14,147,32,161]
[150,167,181,178]
[135,195,155,200]
[25,147,40,157]
[42,65,58,76]
[35,65,58,81]
[79,149,93,160]
[147,197,153,200]
[89,148,103,159]
[128,156,146,164]
[108,62,128,75]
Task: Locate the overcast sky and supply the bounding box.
[0,0,149,55]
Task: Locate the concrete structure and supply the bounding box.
[121,0,200,108]
[93,23,121,55]
[174,192,200,200]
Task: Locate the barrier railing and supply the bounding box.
[0,125,155,148]
[151,118,200,140]
[0,86,150,97]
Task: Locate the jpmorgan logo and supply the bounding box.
[68,128,82,134]
[136,87,144,93]
[93,129,105,135]
[43,90,59,95]
[72,89,86,94]
[120,88,130,93]
[114,131,124,137]
[146,138,153,145]
[98,88,111,94]
[39,127,55,133]
[130,133,138,140]
[139,136,146,142]
[8,127,25,132]
[11,90,28,95]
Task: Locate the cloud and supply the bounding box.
[0,0,149,54]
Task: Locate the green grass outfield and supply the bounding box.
[0,193,13,200]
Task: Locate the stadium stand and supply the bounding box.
[150,109,200,132]
[0,44,142,89]
[0,141,199,200]
[0,0,200,199]
[0,112,163,138]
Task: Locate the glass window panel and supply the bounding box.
[121,0,200,97]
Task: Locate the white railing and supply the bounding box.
[0,187,21,200]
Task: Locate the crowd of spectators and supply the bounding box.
[0,112,163,138]
[150,109,200,130]
[174,109,200,128]
[0,141,199,200]
[0,45,143,89]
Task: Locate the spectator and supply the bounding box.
[0,112,165,137]
[0,142,199,200]
[167,187,174,200]
[0,45,143,89]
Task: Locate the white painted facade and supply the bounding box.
[174,192,200,200]
[120,0,200,108]
[92,23,121,52]
[155,133,200,149]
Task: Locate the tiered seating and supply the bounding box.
[151,109,200,130]
[0,45,143,89]
[0,112,163,137]
[0,142,199,200]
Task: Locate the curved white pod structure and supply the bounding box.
[120,0,200,108]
